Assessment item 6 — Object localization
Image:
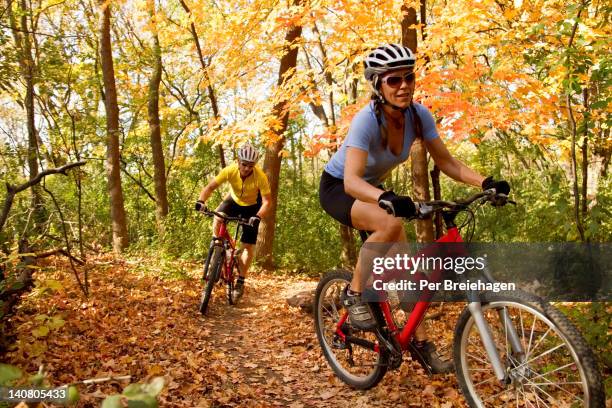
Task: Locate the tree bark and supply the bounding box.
[402,2,434,243]
[257,0,303,268]
[98,0,129,252]
[147,0,169,233]
[430,165,443,239]
[6,0,44,227]
[565,7,586,241]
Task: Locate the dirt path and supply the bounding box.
[2,256,466,407]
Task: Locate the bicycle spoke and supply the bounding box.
[524,361,576,384]
[466,352,491,366]
[519,308,525,350]
[518,387,541,408]
[518,373,568,406]
[513,342,566,371]
[532,390,551,408]
[531,381,582,386]
[526,327,551,361]
[483,386,512,403]
[524,373,584,402]
[526,316,537,358]
[321,304,333,319]
[468,338,493,364]
[474,375,498,387]
[329,297,340,318]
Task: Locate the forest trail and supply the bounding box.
[3,255,466,407]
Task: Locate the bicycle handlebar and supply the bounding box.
[198,208,251,225]
[413,189,515,219]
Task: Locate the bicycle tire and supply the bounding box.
[199,245,224,315]
[314,270,388,390]
[453,290,604,408]
[227,258,239,305]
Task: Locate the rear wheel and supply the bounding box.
[454,290,604,407]
[199,245,223,315]
[314,270,388,389]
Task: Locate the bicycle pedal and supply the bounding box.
[332,335,348,349]
[407,343,434,377]
[389,353,403,370]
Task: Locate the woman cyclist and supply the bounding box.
[319,44,510,373]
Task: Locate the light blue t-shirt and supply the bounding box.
[324,102,439,185]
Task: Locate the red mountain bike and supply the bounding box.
[198,209,249,315]
[314,190,604,407]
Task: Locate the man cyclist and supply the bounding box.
[196,143,271,300]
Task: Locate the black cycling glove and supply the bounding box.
[481,176,511,195]
[378,191,416,218]
[195,200,206,212]
[249,215,261,228]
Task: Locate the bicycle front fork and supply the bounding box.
[468,302,525,383]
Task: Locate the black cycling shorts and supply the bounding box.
[319,171,355,228]
[216,197,261,244]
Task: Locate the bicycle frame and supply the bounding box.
[335,212,520,383]
[209,218,242,282]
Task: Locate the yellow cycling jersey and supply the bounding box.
[214,163,271,206]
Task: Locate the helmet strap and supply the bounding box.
[378,96,408,113]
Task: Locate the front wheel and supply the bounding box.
[199,245,223,315]
[227,256,240,305]
[314,270,388,390]
[454,290,604,408]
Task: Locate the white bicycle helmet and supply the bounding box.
[237,143,259,163]
[364,44,416,98]
[364,44,416,80]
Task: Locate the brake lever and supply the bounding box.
[414,202,434,219]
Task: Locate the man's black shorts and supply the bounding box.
[216,197,261,244]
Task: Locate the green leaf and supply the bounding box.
[127,394,158,408]
[29,341,47,357]
[44,280,62,291]
[142,377,164,397]
[47,315,65,330]
[122,383,145,397]
[32,325,50,338]
[590,99,609,110]
[28,372,45,386]
[101,395,123,408]
[0,364,23,385]
[67,385,80,404]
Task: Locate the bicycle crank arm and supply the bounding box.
[468,302,507,381]
[343,335,377,351]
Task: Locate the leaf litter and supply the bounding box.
[2,255,469,407]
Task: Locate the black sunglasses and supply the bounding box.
[382,72,415,88]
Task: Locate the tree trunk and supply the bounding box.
[98,0,129,252]
[147,0,169,233]
[402,2,434,243]
[257,0,303,268]
[430,165,443,239]
[7,0,44,227]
